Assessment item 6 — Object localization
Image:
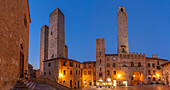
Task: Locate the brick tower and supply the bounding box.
[117,6,129,54]
[48,8,65,59]
[96,38,106,82]
[40,25,49,73]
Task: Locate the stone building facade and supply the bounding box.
[0,0,31,89]
[161,61,170,86]
[43,58,82,89]
[82,61,96,86]
[82,6,168,86]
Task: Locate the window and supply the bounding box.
[76,64,77,68]
[84,71,87,75]
[107,57,109,61]
[100,60,101,64]
[88,71,91,75]
[138,62,141,67]
[79,70,80,75]
[76,70,78,75]
[113,57,116,60]
[63,61,66,66]
[94,64,95,67]
[69,62,73,67]
[157,66,161,70]
[84,65,86,68]
[100,68,101,71]
[48,63,51,67]
[152,63,155,68]
[107,63,110,67]
[114,71,116,75]
[70,80,72,88]
[99,73,102,77]
[51,31,53,35]
[148,63,150,67]
[113,63,116,67]
[79,64,80,68]
[44,72,46,75]
[121,8,123,12]
[24,14,27,28]
[148,70,151,75]
[63,80,65,83]
[49,71,51,75]
[131,62,134,67]
[70,70,72,75]
[157,61,159,65]
[153,70,155,75]
[99,52,101,57]
[107,70,110,75]
[158,77,161,81]
[63,70,66,75]
[123,62,127,67]
[20,44,23,50]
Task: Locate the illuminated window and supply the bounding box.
[88,71,91,75]
[84,71,87,75]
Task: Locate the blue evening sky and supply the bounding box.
[29,0,170,69]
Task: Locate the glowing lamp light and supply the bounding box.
[107,78,111,82]
[133,75,135,77]
[59,73,63,77]
[99,79,103,82]
[156,74,159,77]
[117,74,121,78]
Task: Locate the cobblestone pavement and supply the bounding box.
[34,84,56,90]
[78,85,170,90]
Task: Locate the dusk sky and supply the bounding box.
[29,0,170,69]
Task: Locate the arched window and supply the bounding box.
[121,8,123,12]
[70,70,72,75]
[113,71,116,75]
[113,63,116,67]
[138,62,141,67]
[48,63,51,67]
[107,70,110,75]
[152,63,155,68]
[99,73,102,77]
[131,62,134,67]
[76,70,78,75]
[63,70,66,75]
[148,63,150,67]
[100,68,101,71]
[157,61,159,65]
[148,70,151,75]
[100,60,101,64]
[107,63,110,67]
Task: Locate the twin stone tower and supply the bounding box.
[40,6,129,73]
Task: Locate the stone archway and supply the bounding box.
[131,72,144,85]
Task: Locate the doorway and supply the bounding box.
[131,72,144,85]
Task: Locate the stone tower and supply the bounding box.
[40,25,49,73]
[117,6,129,54]
[96,38,106,82]
[48,8,65,59]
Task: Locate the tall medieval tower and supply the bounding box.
[96,38,106,82]
[40,25,49,73]
[117,6,129,54]
[48,8,65,59]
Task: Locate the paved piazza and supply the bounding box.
[78,85,170,90]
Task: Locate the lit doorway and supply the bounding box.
[131,72,144,85]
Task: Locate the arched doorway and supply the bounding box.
[131,72,144,85]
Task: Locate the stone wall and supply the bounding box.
[0,0,31,89]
